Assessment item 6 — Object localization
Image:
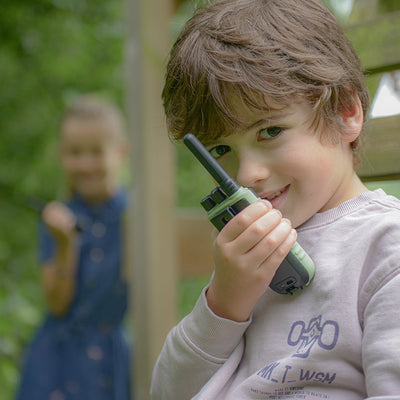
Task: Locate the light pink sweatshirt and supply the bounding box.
[151,190,400,400]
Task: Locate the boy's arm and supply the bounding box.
[150,287,250,400]
[151,201,295,398]
[362,271,400,396]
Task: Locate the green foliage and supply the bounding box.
[0,0,125,398]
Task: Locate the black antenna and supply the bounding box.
[183,133,240,196]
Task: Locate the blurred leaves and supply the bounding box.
[0,0,125,398]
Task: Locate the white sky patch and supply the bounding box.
[331,0,355,17]
[370,71,400,118]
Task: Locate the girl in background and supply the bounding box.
[16,95,131,400]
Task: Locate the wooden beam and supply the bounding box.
[357,114,400,179]
[378,0,400,14]
[177,210,214,278]
[126,0,177,398]
[345,11,400,74]
[174,0,186,10]
[348,0,379,23]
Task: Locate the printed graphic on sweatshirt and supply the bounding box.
[251,315,339,399]
[287,315,339,359]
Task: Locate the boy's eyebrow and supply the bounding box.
[244,111,292,132]
[200,110,294,147]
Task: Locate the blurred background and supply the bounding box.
[0,0,399,398]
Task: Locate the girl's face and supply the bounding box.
[60,118,125,203]
[205,101,366,228]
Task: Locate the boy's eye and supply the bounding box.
[209,145,231,159]
[258,126,283,141]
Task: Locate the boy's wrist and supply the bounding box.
[206,285,252,323]
[182,285,251,360]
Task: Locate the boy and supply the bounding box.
[151,0,400,398]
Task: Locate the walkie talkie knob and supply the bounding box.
[201,196,216,212]
[210,187,227,204]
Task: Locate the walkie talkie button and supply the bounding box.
[211,187,227,203]
[201,196,216,212]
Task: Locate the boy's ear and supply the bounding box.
[341,94,363,143]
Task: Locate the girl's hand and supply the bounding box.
[206,200,297,322]
[41,202,79,316]
[42,201,77,244]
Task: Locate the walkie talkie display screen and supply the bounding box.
[183,133,315,295]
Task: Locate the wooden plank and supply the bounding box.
[126,0,177,399]
[345,11,400,73]
[348,0,379,23]
[357,114,400,179]
[177,210,214,278]
[378,0,400,14]
[174,0,186,10]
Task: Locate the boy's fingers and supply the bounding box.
[232,209,283,254]
[247,217,292,258]
[219,200,272,241]
[257,226,298,278]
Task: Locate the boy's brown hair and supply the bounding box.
[162,0,370,163]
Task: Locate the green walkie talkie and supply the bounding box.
[183,133,315,295]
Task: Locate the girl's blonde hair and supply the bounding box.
[60,94,126,142]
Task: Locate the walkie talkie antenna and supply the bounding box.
[183,133,240,196]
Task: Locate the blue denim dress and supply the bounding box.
[16,191,131,400]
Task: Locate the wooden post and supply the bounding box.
[125,0,177,398]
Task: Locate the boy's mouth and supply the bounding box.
[266,189,285,201]
[260,185,290,206]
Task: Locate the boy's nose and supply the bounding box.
[236,149,270,188]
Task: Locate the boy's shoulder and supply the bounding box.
[300,189,400,258]
[356,191,400,323]
[301,189,400,232]
[363,189,400,226]
[370,189,400,211]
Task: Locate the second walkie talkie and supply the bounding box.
[183,133,315,295]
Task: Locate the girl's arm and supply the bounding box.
[40,202,78,317]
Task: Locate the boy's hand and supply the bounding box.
[206,200,297,322]
[42,201,77,245]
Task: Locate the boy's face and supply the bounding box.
[206,101,358,228]
[60,118,125,203]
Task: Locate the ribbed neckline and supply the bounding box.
[297,189,385,232]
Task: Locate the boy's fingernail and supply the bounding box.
[282,218,291,226]
[262,199,272,208]
[270,208,282,217]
